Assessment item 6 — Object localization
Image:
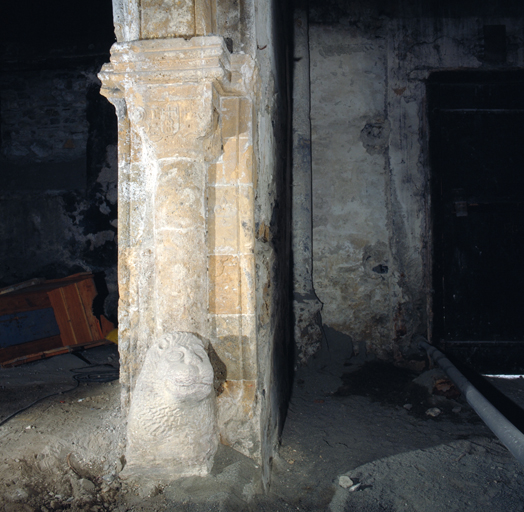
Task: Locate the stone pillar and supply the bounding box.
[100,36,224,396]
[99,36,262,465]
[292,5,323,365]
[111,0,216,42]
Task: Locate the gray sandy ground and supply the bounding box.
[1,345,524,511]
[329,437,524,512]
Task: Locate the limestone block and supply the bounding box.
[240,254,256,314]
[99,38,231,85]
[217,379,259,459]
[221,97,251,138]
[111,0,140,42]
[209,255,241,314]
[208,254,255,315]
[207,185,240,254]
[155,160,206,231]
[209,140,253,185]
[155,232,207,334]
[212,333,243,381]
[240,314,257,380]
[141,0,195,39]
[194,0,216,36]
[222,137,241,182]
[124,332,218,480]
[126,84,221,161]
[211,313,256,382]
[238,185,255,253]
[238,138,254,184]
[141,0,216,39]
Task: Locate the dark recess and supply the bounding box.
[429,70,524,372]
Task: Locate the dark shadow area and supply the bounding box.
[0,0,118,321]
[429,70,524,347]
[440,341,524,375]
[336,360,483,423]
[449,354,524,433]
[0,344,119,425]
[207,342,228,396]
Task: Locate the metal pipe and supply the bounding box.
[419,338,524,466]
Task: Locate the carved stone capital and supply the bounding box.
[99,37,232,93]
[99,37,257,104]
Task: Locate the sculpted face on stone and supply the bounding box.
[156,332,214,401]
[124,332,218,480]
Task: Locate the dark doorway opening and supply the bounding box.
[0,0,118,323]
[429,70,524,372]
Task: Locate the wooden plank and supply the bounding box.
[76,279,103,340]
[0,308,60,348]
[48,287,77,346]
[0,278,45,296]
[3,273,93,298]
[0,272,115,367]
[44,272,92,287]
[60,284,94,345]
[0,339,111,368]
[0,273,94,316]
[0,335,63,366]
[0,292,51,316]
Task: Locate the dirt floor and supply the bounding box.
[1,344,524,511]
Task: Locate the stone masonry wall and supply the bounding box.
[0,53,118,320]
[308,0,524,360]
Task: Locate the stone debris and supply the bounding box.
[403,403,413,410]
[115,457,125,473]
[79,478,96,493]
[425,407,442,417]
[338,475,354,488]
[433,378,461,399]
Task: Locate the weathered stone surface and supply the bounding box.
[308,2,524,359]
[294,297,323,365]
[99,35,267,468]
[0,58,118,320]
[111,0,216,42]
[102,0,293,488]
[124,332,218,479]
[292,7,323,365]
[217,379,259,456]
[310,23,390,358]
[100,37,233,377]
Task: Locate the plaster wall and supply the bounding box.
[292,5,323,365]
[309,0,524,359]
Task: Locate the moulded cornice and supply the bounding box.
[99,37,232,93]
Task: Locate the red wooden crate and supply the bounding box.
[0,273,114,367]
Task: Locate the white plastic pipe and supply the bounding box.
[419,338,524,466]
